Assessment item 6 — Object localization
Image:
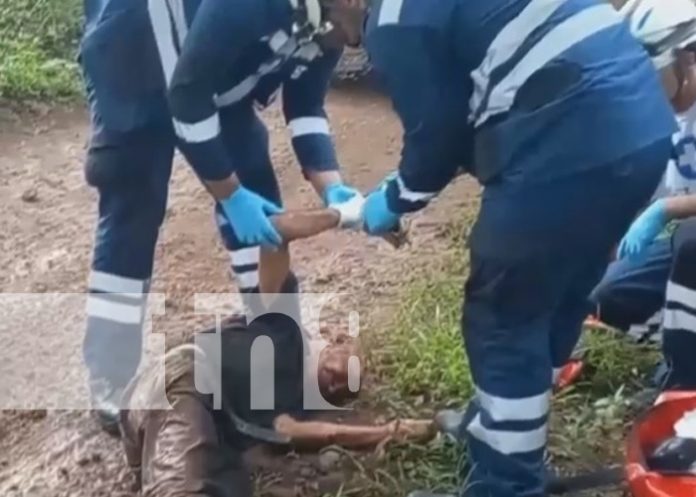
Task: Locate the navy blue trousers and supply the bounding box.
[460,138,670,497]
[591,217,696,390]
[83,104,284,388]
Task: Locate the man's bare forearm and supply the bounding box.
[270,209,341,242]
[258,209,341,294]
[665,194,696,220]
[272,414,437,451]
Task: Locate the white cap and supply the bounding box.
[620,0,696,69]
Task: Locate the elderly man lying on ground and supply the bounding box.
[117,205,434,497]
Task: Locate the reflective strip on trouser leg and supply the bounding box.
[463,256,555,497]
[216,209,261,293]
[213,107,279,298]
[82,123,173,389]
[662,281,696,388]
[214,105,283,307]
[662,223,696,389]
[467,389,549,455]
[464,389,549,497]
[229,246,261,293]
[215,208,270,317]
[84,271,148,387]
[463,139,669,497]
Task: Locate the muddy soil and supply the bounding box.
[0,89,477,496]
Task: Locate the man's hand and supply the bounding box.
[220,187,284,248]
[617,199,668,260]
[330,193,366,229]
[305,169,364,229]
[323,181,365,229]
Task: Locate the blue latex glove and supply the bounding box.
[220,186,284,248]
[323,182,360,207]
[363,188,401,235]
[617,199,668,260]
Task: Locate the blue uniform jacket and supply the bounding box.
[364,0,678,214]
[79,0,341,181]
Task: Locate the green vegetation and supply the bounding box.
[355,220,661,497]
[0,0,83,100]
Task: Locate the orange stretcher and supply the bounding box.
[547,317,696,496]
[547,391,696,496]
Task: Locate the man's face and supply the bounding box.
[672,49,696,113]
[318,0,367,49]
[317,342,360,403]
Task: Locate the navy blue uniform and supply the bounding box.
[364,0,676,495]
[592,109,696,390]
[591,219,696,390]
[79,0,340,389]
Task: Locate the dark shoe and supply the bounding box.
[89,378,124,438]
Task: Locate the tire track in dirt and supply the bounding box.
[0,89,478,496]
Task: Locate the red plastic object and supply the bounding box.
[554,359,585,391]
[626,392,696,497]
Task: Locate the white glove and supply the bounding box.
[331,193,366,230]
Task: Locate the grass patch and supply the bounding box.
[0,40,80,100]
[358,222,661,496]
[0,0,83,100]
[371,260,471,406]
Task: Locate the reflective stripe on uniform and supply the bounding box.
[467,413,548,455]
[664,308,696,332]
[86,294,144,325]
[395,174,438,203]
[230,247,261,267]
[470,0,564,117]
[289,117,330,137]
[471,2,622,126]
[89,271,146,294]
[667,280,696,308]
[377,0,405,26]
[148,0,221,143]
[173,114,221,143]
[167,0,189,45]
[476,387,550,422]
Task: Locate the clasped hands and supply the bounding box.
[219,174,402,249]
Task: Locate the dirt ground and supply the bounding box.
[0,88,476,497]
